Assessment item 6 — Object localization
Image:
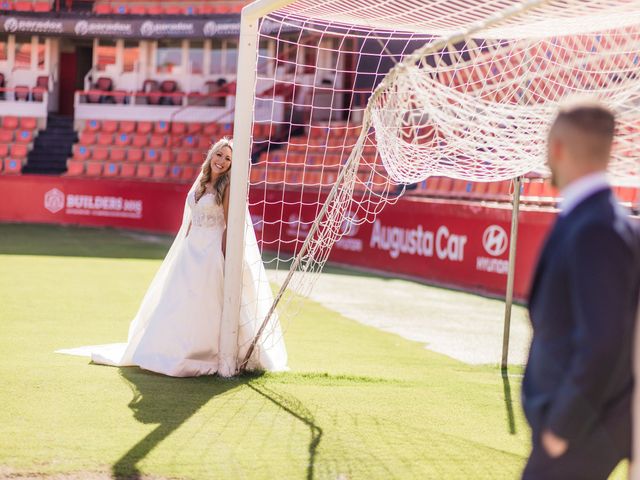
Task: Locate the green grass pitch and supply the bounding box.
[0,224,627,479]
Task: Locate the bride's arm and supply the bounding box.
[222,185,230,254]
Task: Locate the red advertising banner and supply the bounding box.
[0,175,189,233]
[1,175,558,301]
[248,188,555,301]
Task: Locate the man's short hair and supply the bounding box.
[551,99,616,163]
[554,100,615,137]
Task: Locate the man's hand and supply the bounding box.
[541,429,568,458]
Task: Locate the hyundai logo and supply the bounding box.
[482,225,508,257]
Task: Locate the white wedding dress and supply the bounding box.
[57,178,288,377]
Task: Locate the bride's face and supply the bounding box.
[212,146,232,175]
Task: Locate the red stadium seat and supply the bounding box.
[103,162,120,177]
[154,121,170,134]
[160,149,173,164]
[169,164,183,180]
[175,150,191,164]
[615,186,638,204]
[129,5,146,14]
[267,168,286,184]
[19,117,37,130]
[109,148,126,162]
[220,123,234,136]
[85,162,103,176]
[115,132,132,147]
[199,5,221,14]
[119,163,136,178]
[152,164,169,179]
[112,4,128,14]
[94,4,111,14]
[120,121,136,134]
[181,165,197,181]
[15,130,33,144]
[3,158,22,174]
[163,4,183,14]
[285,169,302,184]
[93,146,109,161]
[2,116,18,129]
[146,5,163,14]
[203,123,219,136]
[111,90,128,104]
[137,121,152,134]
[0,144,9,157]
[136,164,152,178]
[197,136,211,149]
[85,119,100,132]
[97,133,113,146]
[73,145,90,161]
[187,123,203,135]
[66,160,85,176]
[171,122,187,135]
[485,181,511,201]
[127,148,143,163]
[149,134,165,148]
[79,131,96,145]
[191,151,204,164]
[250,167,266,184]
[10,144,28,158]
[101,121,118,133]
[144,148,159,163]
[450,179,471,198]
[0,130,12,143]
[14,2,33,11]
[182,135,197,148]
[33,1,51,12]
[132,134,148,148]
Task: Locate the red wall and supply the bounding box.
[1,175,558,301]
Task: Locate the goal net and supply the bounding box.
[229,0,640,371]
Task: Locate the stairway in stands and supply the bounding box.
[23,115,77,175]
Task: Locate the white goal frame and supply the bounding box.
[222,0,635,374]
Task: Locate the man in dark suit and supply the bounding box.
[522,101,640,479]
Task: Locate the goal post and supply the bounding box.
[222,0,299,377]
[223,0,640,375]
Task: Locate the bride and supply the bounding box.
[58,138,288,377]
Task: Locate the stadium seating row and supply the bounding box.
[82,119,235,136]
[0,116,38,130]
[78,131,217,150]
[0,115,39,176]
[94,2,244,15]
[72,145,208,164]
[0,144,30,159]
[0,0,51,12]
[66,160,199,182]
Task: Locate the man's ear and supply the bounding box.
[549,136,564,164]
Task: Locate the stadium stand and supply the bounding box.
[0,116,40,174]
[66,119,239,182]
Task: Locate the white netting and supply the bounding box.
[237,0,640,364]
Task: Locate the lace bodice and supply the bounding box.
[188,191,225,229]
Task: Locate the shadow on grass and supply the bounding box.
[248,382,322,480]
[501,368,517,435]
[112,368,258,480]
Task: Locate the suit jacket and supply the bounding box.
[522,188,640,445]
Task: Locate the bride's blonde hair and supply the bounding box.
[196,137,232,205]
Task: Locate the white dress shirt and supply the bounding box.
[558,171,610,216]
